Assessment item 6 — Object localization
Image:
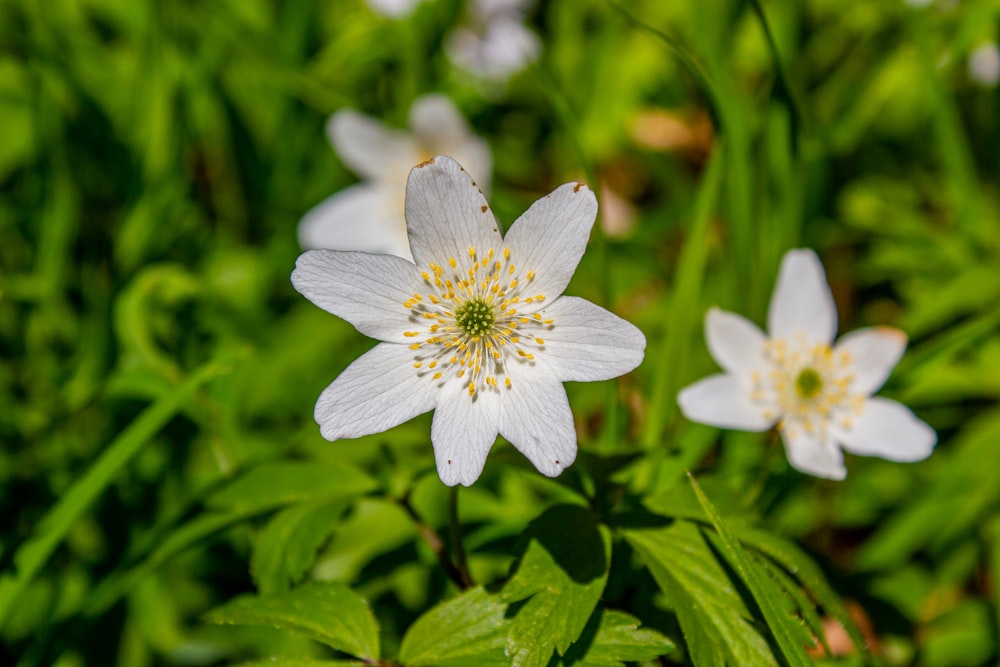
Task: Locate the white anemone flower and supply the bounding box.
[445,0,540,81]
[678,249,936,480]
[366,0,426,19]
[292,156,646,486]
[298,95,492,261]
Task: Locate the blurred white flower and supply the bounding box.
[678,249,935,479]
[292,156,646,486]
[446,0,540,80]
[298,95,492,261]
[366,0,426,19]
[968,42,1000,87]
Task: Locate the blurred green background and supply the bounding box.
[2,0,999,665]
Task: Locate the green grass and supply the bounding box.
[1,0,999,665]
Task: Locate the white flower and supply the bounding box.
[969,42,1000,87]
[292,156,646,486]
[298,95,492,261]
[445,0,540,81]
[677,249,935,480]
[366,0,426,19]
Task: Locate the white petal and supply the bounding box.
[431,381,502,486]
[499,362,576,478]
[502,182,597,299]
[297,184,412,261]
[404,156,502,269]
[834,397,936,462]
[409,95,470,151]
[677,374,775,431]
[705,308,767,378]
[833,327,907,396]
[767,248,838,344]
[781,427,847,480]
[366,0,422,17]
[314,343,436,440]
[532,296,645,382]
[446,19,539,80]
[291,250,422,343]
[409,96,493,195]
[328,109,420,180]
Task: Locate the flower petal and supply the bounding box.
[499,362,576,478]
[404,156,502,269]
[502,181,597,299]
[409,96,493,195]
[767,248,838,344]
[781,427,847,480]
[833,327,907,396]
[835,397,936,462]
[297,184,412,261]
[431,381,502,486]
[365,0,422,18]
[314,343,436,440]
[291,249,422,343]
[677,374,776,431]
[705,307,767,378]
[328,109,420,180]
[533,296,645,382]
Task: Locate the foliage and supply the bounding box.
[2,0,998,666]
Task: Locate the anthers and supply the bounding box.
[401,245,555,398]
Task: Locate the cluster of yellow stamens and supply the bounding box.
[401,245,554,398]
[749,335,864,438]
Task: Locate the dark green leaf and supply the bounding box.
[558,609,675,667]
[689,472,814,666]
[251,500,348,595]
[624,521,777,667]
[398,586,509,667]
[208,461,376,514]
[502,504,611,667]
[204,581,380,660]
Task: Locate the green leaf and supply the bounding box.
[251,500,348,595]
[398,586,509,667]
[204,581,380,660]
[735,527,869,660]
[501,504,611,667]
[233,662,364,667]
[558,609,676,667]
[624,521,777,667]
[208,461,376,514]
[688,472,814,667]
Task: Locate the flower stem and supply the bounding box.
[398,493,470,590]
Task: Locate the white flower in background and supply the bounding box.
[446,0,540,81]
[678,249,936,480]
[968,42,1000,87]
[366,0,426,19]
[298,95,492,261]
[292,156,646,486]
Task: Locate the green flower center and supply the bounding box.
[455,298,495,337]
[794,367,823,400]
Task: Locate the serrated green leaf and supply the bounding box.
[501,504,611,667]
[204,581,380,660]
[558,609,675,667]
[398,586,509,667]
[624,521,777,667]
[233,662,364,667]
[251,500,348,595]
[688,473,813,667]
[208,461,376,514]
[735,527,869,660]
